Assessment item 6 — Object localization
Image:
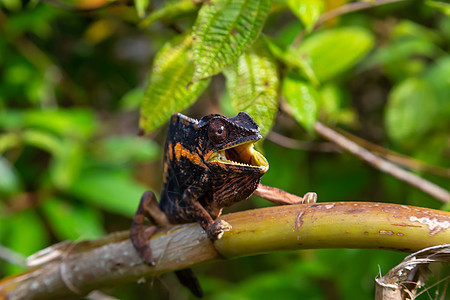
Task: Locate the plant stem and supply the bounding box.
[1,202,450,299]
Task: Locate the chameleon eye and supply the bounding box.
[208,119,229,144]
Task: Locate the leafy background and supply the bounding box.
[0,0,449,299]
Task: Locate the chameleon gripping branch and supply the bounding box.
[1,202,450,300]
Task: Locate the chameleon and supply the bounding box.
[130,112,317,297]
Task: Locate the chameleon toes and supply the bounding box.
[206,220,232,240]
[302,192,317,204]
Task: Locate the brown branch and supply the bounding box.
[1,202,450,299]
[313,121,450,203]
[292,0,406,47]
[331,126,450,178]
[316,0,406,27]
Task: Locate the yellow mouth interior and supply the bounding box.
[208,142,268,171]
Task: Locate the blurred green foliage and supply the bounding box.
[0,0,449,299]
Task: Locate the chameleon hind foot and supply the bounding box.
[132,226,158,266]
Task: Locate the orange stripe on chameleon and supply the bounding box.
[167,143,174,161]
[174,142,182,160]
[174,143,206,167]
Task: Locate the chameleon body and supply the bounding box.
[130,112,316,297]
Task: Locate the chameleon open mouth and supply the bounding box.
[208,141,269,171]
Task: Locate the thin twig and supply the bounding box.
[0,245,27,268]
[317,0,405,27]
[292,0,406,47]
[331,125,450,178]
[313,121,450,203]
[266,131,342,153]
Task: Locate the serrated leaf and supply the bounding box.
[69,170,147,217]
[140,34,210,133]
[192,0,272,81]
[140,0,196,28]
[287,0,324,33]
[41,197,105,241]
[296,27,374,82]
[282,73,318,131]
[385,78,438,145]
[224,41,279,136]
[264,36,318,86]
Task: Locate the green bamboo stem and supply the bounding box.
[1,202,449,299]
[217,202,450,257]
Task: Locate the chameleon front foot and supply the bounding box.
[206,220,232,240]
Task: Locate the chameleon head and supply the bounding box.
[201,112,269,174]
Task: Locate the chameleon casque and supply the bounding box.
[130,112,317,297]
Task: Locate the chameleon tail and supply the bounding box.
[175,268,203,297]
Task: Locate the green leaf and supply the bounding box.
[25,109,96,140]
[192,0,272,81]
[385,78,439,145]
[22,129,64,154]
[318,84,355,125]
[0,110,25,130]
[41,197,105,241]
[287,0,324,33]
[135,0,150,18]
[423,56,450,123]
[282,73,318,131]
[0,132,20,153]
[317,84,340,119]
[96,135,160,163]
[264,36,319,86]
[1,0,22,11]
[0,156,22,197]
[69,170,147,217]
[296,27,374,82]
[119,87,144,111]
[50,141,83,189]
[139,0,196,28]
[426,0,450,15]
[15,129,84,189]
[140,34,210,133]
[3,210,48,274]
[224,40,279,136]
[0,109,95,141]
[363,39,440,78]
[391,20,443,44]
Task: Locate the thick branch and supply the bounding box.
[1,202,450,299]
